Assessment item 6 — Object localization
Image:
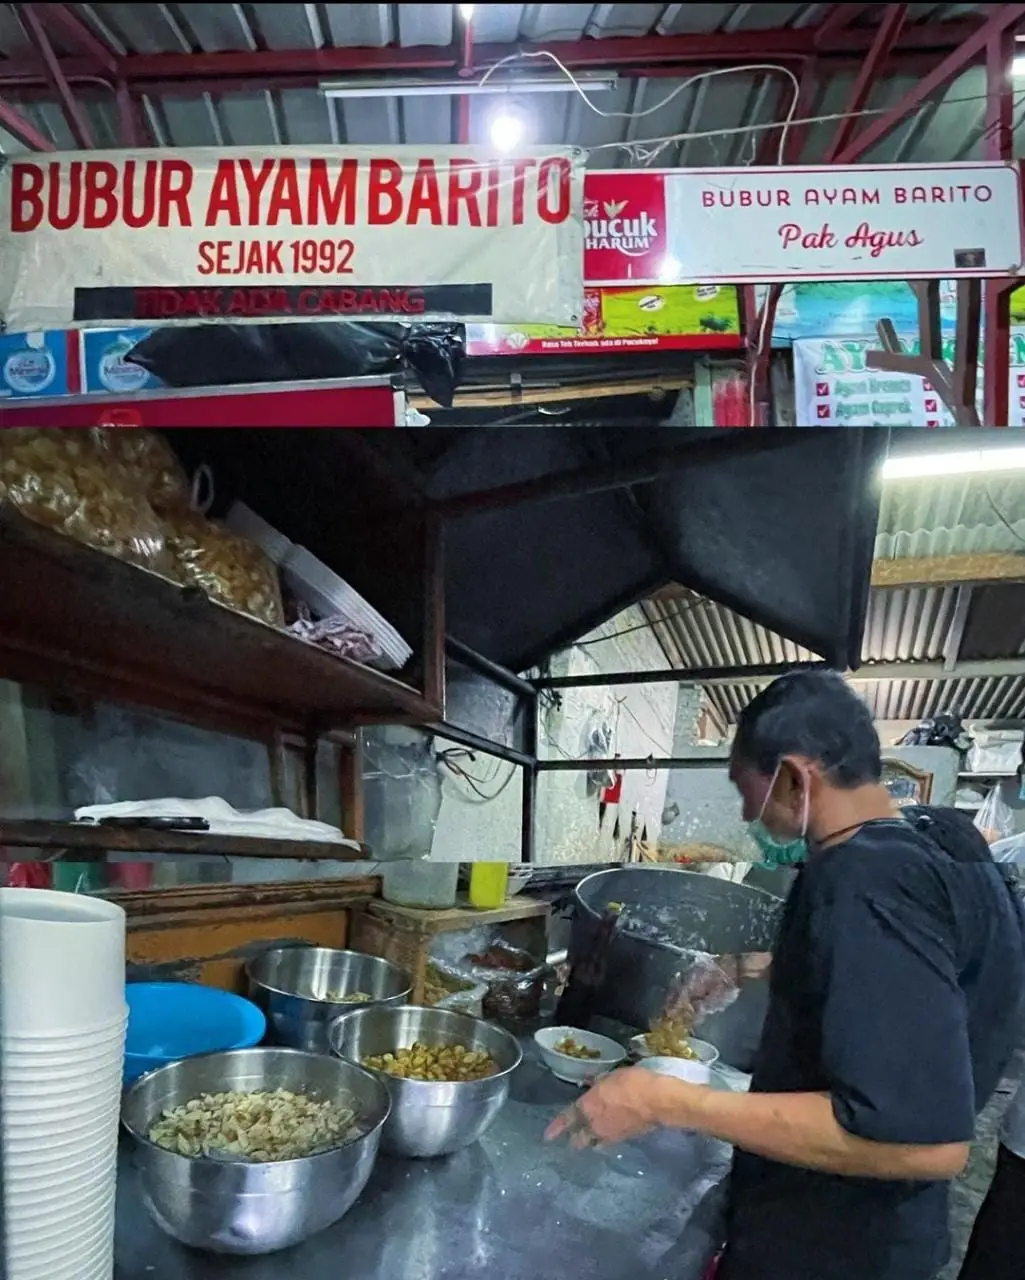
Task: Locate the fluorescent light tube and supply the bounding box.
[882,447,1025,480]
[320,72,618,100]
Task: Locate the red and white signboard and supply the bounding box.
[0,146,586,334]
[586,163,1024,285]
[0,377,404,429]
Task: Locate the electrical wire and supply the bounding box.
[615,694,675,755]
[574,596,712,647]
[437,748,518,804]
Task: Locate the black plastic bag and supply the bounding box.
[126,321,465,408]
[897,713,971,751]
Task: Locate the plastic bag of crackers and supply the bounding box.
[0,427,178,577]
[161,507,284,627]
[97,429,284,628]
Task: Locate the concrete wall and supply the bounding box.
[533,607,677,865]
[662,684,751,861]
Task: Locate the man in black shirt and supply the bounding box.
[547,669,1025,1280]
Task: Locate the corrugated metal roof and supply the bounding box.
[646,582,960,669]
[0,3,1006,165]
[706,674,1025,725]
[876,474,1025,560]
[638,471,1025,725]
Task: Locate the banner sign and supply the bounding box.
[0,146,587,333]
[586,163,1024,285]
[466,169,742,356]
[792,333,1025,427]
[466,283,741,356]
[757,280,1025,346]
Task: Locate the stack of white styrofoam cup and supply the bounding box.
[0,888,127,1280]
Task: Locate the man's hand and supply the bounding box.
[739,952,772,981]
[545,1067,693,1147]
[545,1072,968,1181]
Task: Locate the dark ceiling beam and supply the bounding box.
[656,553,1025,596]
[537,656,1025,691]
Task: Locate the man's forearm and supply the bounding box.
[648,1079,967,1180]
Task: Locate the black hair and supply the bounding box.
[732,667,882,787]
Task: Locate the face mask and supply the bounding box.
[748,763,809,868]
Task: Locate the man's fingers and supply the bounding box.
[544,1111,571,1141]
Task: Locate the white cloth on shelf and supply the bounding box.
[73,796,360,849]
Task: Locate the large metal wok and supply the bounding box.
[570,867,784,1070]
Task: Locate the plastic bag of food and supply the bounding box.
[93,427,190,512]
[974,784,1015,844]
[662,951,740,1031]
[423,962,488,1016]
[162,508,284,627]
[0,427,178,576]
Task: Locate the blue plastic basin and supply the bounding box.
[124,982,267,1084]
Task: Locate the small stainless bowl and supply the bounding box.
[328,1004,522,1159]
[121,1047,391,1255]
[246,947,411,1053]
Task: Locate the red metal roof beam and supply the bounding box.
[16,3,94,148]
[823,3,907,162]
[29,2,120,76]
[0,50,969,101]
[982,28,1018,426]
[835,3,1025,162]
[20,20,987,90]
[0,95,53,149]
[94,43,460,85]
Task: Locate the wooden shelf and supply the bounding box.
[0,819,372,862]
[0,506,440,736]
[363,894,549,935]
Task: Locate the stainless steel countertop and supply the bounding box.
[113,1041,731,1280]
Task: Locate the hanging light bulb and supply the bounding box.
[489,109,525,153]
[459,4,475,20]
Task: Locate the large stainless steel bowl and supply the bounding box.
[121,1047,391,1255]
[571,866,784,1071]
[246,946,411,1053]
[328,1005,521,1159]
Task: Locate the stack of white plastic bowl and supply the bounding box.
[0,888,127,1280]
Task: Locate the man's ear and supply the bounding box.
[776,756,803,795]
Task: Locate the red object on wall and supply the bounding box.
[713,368,752,427]
[108,863,155,890]
[4,862,52,888]
[600,773,624,806]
